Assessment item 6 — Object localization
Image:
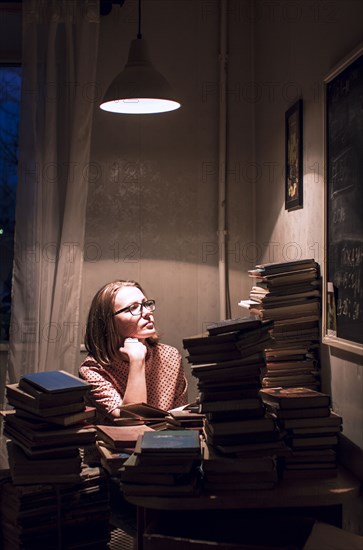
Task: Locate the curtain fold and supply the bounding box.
[8,0,99,383]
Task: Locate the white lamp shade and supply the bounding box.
[100,38,181,114]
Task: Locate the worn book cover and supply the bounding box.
[279,411,342,430]
[19,370,90,394]
[7,382,86,408]
[14,405,96,427]
[267,406,331,420]
[96,424,153,449]
[6,384,87,416]
[248,259,317,276]
[260,387,330,409]
[138,429,201,454]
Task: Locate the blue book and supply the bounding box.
[19,370,90,394]
[140,429,201,454]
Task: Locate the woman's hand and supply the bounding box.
[119,337,147,364]
[119,337,147,404]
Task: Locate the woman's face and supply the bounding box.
[112,286,156,341]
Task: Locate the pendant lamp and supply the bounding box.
[100,0,181,114]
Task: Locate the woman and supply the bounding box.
[79,280,188,417]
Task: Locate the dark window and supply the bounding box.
[0,66,21,341]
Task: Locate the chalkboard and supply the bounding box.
[324,45,363,352]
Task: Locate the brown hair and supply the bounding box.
[84,280,158,367]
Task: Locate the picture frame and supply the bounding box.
[322,43,363,354]
[285,99,303,211]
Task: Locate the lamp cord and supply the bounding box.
[137,0,142,39]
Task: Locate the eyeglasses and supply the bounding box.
[112,299,156,317]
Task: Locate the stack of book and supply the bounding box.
[201,439,279,491]
[120,429,202,497]
[260,387,342,479]
[95,424,153,475]
[0,465,111,550]
[3,370,97,484]
[184,318,286,491]
[239,258,321,390]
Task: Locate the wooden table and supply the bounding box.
[124,466,361,550]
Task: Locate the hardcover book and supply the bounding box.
[119,402,170,419]
[15,405,97,427]
[260,387,330,410]
[207,316,262,336]
[19,370,90,393]
[248,259,318,276]
[6,384,87,416]
[7,383,86,408]
[138,429,201,454]
[96,424,153,450]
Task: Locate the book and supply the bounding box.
[14,405,97,427]
[199,387,261,402]
[19,370,91,394]
[6,385,87,416]
[260,387,330,410]
[96,424,153,450]
[205,408,265,423]
[182,331,243,348]
[192,364,263,382]
[7,441,82,483]
[121,452,196,474]
[289,425,342,436]
[199,398,263,414]
[16,380,88,406]
[206,316,262,336]
[266,406,331,420]
[138,429,201,455]
[3,424,96,457]
[279,412,342,430]
[285,449,336,464]
[187,349,245,364]
[290,435,339,449]
[248,301,321,321]
[205,415,276,437]
[119,402,170,420]
[191,356,265,373]
[184,326,273,357]
[262,376,319,388]
[7,382,86,408]
[250,288,321,305]
[250,267,319,284]
[167,407,204,428]
[96,441,132,475]
[248,259,318,276]
[4,414,97,446]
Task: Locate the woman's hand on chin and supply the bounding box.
[119,337,147,364]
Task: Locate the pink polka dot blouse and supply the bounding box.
[79,342,188,414]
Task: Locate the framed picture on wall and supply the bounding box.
[285,99,303,211]
[322,43,363,354]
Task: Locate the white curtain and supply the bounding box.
[8,0,99,383]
